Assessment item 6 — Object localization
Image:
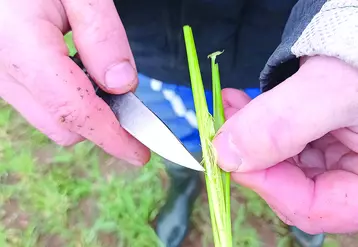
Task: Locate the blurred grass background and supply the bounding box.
[0,32,347,247]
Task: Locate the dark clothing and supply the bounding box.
[114,0,328,92]
[108,2,339,246]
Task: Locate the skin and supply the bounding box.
[0,0,150,166]
[1,0,358,236]
[213,56,358,234]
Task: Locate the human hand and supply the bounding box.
[0,0,150,165]
[213,55,358,234]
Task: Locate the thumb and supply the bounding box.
[61,0,137,94]
[213,56,358,172]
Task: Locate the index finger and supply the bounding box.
[17,50,150,165]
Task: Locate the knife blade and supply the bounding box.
[71,56,204,172]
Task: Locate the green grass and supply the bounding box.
[0,99,275,247]
[0,99,167,247]
[0,32,344,247]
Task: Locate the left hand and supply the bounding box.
[213,55,358,234]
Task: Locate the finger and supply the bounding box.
[231,163,358,234]
[324,142,350,170]
[299,148,325,169]
[331,127,358,153]
[338,152,358,174]
[222,88,252,109]
[222,88,252,119]
[16,51,150,166]
[213,56,358,172]
[61,0,138,94]
[310,134,337,152]
[224,107,239,120]
[0,76,83,146]
[298,148,326,178]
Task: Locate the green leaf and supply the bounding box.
[208,50,225,132]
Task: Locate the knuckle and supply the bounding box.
[74,11,123,47]
[82,23,122,47]
[94,27,120,46]
[49,98,88,131]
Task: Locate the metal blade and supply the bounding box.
[69,56,203,171]
[103,92,205,172]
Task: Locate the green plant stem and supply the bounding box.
[183,25,232,247]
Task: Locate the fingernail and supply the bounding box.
[105,61,136,90]
[213,131,243,172]
[125,149,151,167]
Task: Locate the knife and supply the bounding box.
[71,56,204,172]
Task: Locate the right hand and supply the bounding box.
[214,56,358,234]
[0,0,150,166]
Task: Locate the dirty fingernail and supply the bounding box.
[125,148,151,167]
[213,131,243,172]
[105,61,136,90]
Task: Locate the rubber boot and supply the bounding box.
[155,153,202,247]
[289,226,325,247]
